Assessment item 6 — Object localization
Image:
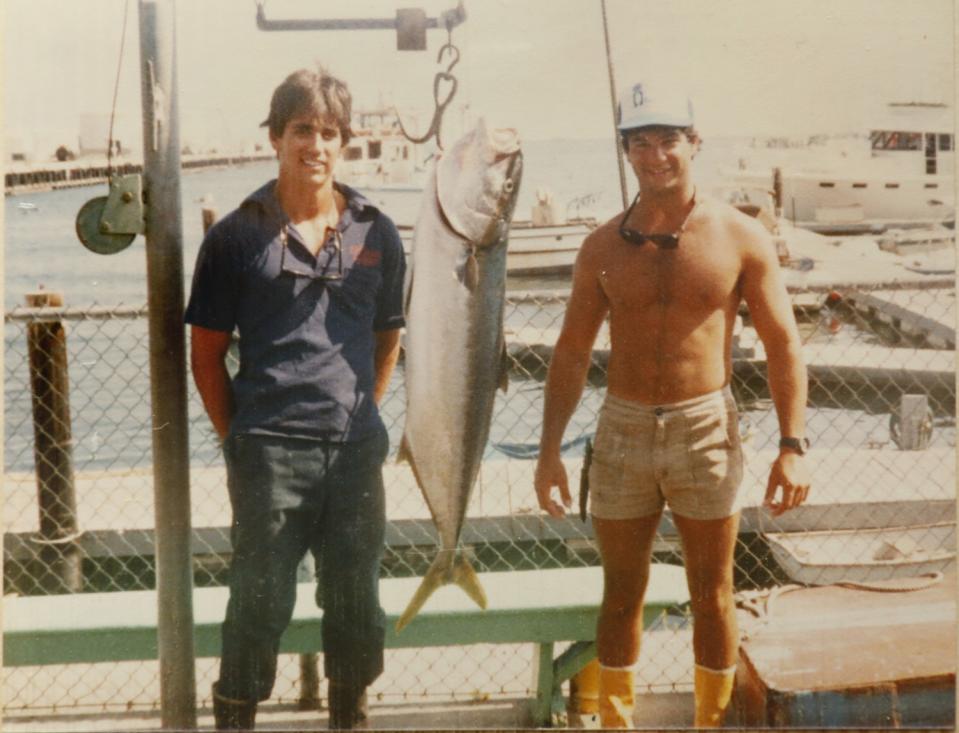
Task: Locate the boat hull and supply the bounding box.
[399,219,594,277]
[728,167,954,232]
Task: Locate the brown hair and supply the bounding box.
[620,125,699,153]
[261,67,353,144]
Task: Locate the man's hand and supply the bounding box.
[534,453,572,518]
[763,452,811,516]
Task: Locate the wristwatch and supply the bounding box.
[779,437,810,455]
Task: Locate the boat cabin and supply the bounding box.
[338,109,423,188]
[869,102,954,175]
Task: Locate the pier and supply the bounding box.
[4,152,274,196]
[844,288,956,349]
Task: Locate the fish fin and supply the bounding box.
[451,554,487,610]
[395,551,455,633]
[395,552,487,633]
[498,342,510,393]
[463,253,479,292]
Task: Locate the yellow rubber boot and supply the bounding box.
[598,665,635,729]
[572,658,600,715]
[693,663,736,728]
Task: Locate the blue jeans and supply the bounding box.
[217,429,389,702]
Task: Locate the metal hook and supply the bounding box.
[438,43,460,73]
[437,28,460,73]
[394,35,461,150]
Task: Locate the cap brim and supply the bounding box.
[618,113,693,131]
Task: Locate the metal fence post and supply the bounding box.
[138,0,197,728]
[24,291,83,594]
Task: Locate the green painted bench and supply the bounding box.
[4,564,689,726]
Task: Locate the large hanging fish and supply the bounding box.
[396,119,523,632]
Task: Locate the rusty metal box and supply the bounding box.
[735,569,956,727]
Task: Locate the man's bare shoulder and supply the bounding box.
[699,195,775,258]
[577,214,623,264]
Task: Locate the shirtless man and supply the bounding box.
[534,82,810,728]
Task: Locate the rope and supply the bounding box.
[28,529,85,547]
[834,572,944,593]
[736,571,943,642]
[106,0,131,182]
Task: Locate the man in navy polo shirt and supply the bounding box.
[186,68,406,730]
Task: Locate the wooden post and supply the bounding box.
[896,394,932,450]
[25,291,83,593]
[772,167,783,217]
[201,199,217,235]
[295,550,322,710]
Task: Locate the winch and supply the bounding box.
[75,173,145,255]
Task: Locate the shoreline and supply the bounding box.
[5,153,275,197]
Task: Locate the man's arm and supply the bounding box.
[373,328,402,405]
[190,325,234,441]
[739,220,811,516]
[534,237,609,518]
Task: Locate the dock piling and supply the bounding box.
[892,394,934,450]
[25,291,83,594]
[201,200,217,235]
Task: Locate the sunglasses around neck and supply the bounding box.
[279,224,343,281]
[618,191,697,249]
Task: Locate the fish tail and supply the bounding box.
[394,551,487,633]
[450,553,488,611]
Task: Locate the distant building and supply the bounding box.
[4,133,34,163]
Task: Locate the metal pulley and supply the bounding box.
[75,174,145,255]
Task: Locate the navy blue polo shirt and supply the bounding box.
[185,180,406,442]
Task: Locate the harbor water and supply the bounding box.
[4,136,955,476]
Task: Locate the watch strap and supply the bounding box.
[779,436,810,454]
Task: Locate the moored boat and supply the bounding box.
[398,216,597,277]
[722,102,955,233]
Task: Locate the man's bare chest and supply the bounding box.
[600,239,742,313]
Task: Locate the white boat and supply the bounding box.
[398,216,598,277]
[722,102,955,233]
[721,181,956,287]
[765,522,956,585]
[336,108,431,191]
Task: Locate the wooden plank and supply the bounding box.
[3,564,690,667]
[5,447,953,561]
[845,289,956,349]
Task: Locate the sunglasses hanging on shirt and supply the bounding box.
[619,191,698,249]
[279,224,344,281]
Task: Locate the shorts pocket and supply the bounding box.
[588,413,630,504]
[684,406,736,488]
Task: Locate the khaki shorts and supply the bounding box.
[588,387,744,521]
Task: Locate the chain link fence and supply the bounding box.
[3,279,955,719]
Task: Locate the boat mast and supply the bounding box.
[600,0,629,210]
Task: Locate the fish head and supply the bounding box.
[435,118,523,247]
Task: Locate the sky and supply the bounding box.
[2,0,955,158]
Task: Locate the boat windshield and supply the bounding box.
[870,131,923,151]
